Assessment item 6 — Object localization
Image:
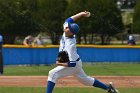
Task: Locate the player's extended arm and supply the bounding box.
[71,11,90,21]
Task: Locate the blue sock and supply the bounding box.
[46,81,55,93]
[93,79,109,90]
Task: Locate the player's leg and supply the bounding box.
[74,61,109,88]
[46,66,76,93]
[74,68,109,89]
[46,81,55,93]
[74,67,118,93]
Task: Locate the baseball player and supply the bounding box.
[46,11,118,93]
[127,34,136,45]
[23,35,34,46]
[33,34,43,46]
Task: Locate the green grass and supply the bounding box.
[0,87,44,93]
[83,63,140,76]
[4,65,54,76]
[2,63,140,93]
[4,63,140,76]
[0,87,140,93]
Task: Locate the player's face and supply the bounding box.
[63,26,73,35]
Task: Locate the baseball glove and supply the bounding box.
[56,51,69,63]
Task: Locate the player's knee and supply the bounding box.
[48,70,59,82]
[48,70,55,77]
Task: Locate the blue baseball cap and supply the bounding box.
[68,22,80,34]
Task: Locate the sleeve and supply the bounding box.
[63,17,74,29]
[65,17,74,23]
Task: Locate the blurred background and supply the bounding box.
[0,2,140,93]
[0,0,140,45]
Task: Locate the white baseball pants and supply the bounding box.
[48,60,95,86]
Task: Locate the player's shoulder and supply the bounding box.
[65,17,74,23]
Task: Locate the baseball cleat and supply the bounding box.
[107,82,119,93]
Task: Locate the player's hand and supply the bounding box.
[82,11,91,17]
[56,61,68,67]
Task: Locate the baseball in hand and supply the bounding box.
[109,82,113,85]
[86,12,91,17]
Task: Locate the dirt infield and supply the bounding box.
[0,76,140,88]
